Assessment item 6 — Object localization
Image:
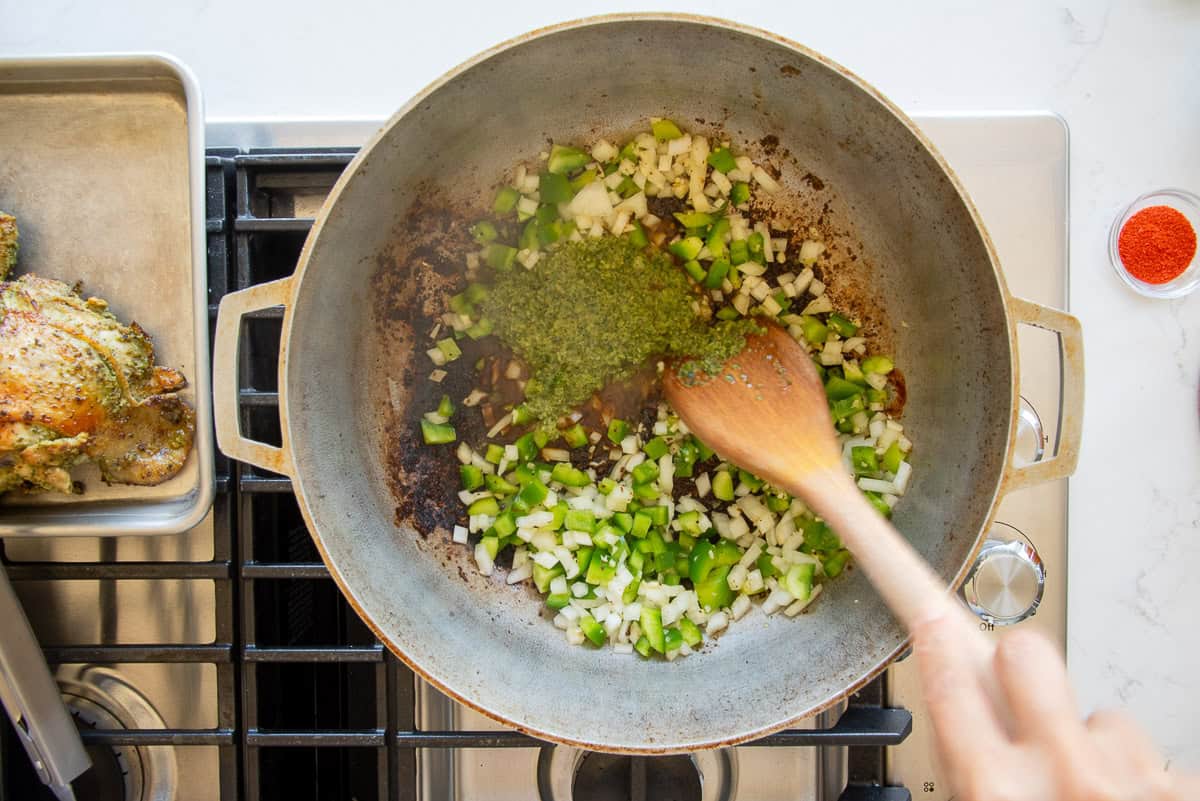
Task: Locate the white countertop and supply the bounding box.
[6,0,1199,772]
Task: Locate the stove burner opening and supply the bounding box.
[571,753,701,801]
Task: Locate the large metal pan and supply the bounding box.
[213,15,1083,753]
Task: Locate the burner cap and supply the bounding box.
[538,745,734,801]
[572,754,700,801]
[57,666,178,801]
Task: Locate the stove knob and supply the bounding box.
[962,534,1044,626]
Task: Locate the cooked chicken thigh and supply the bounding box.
[0,274,194,495]
[0,212,17,280]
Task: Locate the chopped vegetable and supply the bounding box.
[412,118,915,660]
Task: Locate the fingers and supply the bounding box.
[1086,709,1190,800]
[993,628,1085,743]
[1086,709,1162,775]
[913,612,1007,779]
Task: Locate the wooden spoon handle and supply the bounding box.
[790,470,1000,711]
[800,469,967,631]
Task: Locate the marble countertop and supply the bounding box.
[5,0,1198,772]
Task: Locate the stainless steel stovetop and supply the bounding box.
[1,112,1069,801]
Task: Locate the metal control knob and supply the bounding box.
[962,533,1044,626]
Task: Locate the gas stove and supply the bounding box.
[0,112,1068,801]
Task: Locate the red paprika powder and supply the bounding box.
[1117,205,1196,284]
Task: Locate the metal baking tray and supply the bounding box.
[0,54,213,536]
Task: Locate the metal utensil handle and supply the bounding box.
[1003,296,1085,492]
[0,567,90,801]
[212,277,294,476]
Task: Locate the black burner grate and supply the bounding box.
[0,147,913,801]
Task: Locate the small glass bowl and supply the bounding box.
[1109,188,1200,299]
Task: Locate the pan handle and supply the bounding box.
[212,278,294,477]
[1003,296,1084,493]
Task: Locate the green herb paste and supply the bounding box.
[482,238,759,427]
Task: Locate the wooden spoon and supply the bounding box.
[665,323,992,664]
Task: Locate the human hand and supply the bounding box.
[913,613,1199,801]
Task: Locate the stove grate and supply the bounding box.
[0,148,912,801]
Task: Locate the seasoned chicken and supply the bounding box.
[0,273,194,495]
[0,212,16,280]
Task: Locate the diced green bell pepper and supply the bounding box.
[729,238,749,266]
[677,617,703,647]
[538,172,573,204]
[675,510,702,535]
[483,243,517,271]
[673,440,698,477]
[851,446,879,476]
[747,232,764,259]
[467,496,500,517]
[674,210,716,229]
[731,182,751,206]
[607,418,630,444]
[830,394,865,421]
[642,504,670,527]
[562,424,589,449]
[862,355,895,375]
[640,607,666,652]
[651,119,683,141]
[737,469,764,491]
[493,510,516,539]
[756,551,780,578]
[469,220,498,244]
[586,551,617,585]
[634,635,653,658]
[799,315,828,346]
[827,313,859,338]
[683,259,706,283]
[706,147,737,174]
[551,463,590,488]
[823,549,851,578]
[420,419,456,445]
[627,220,649,248]
[579,614,607,646]
[664,627,684,652]
[516,478,548,508]
[864,490,893,518]
[481,535,500,560]
[695,564,734,611]
[842,360,867,386]
[703,259,731,289]
[631,511,652,539]
[459,464,484,491]
[766,492,790,513]
[533,563,564,593]
[548,144,589,174]
[785,563,815,601]
[564,508,596,533]
[669,236,705,261]
[485,473,518,496]
[631,461,660,485]
[642,437,669,460]
[799,518,840,552]
[633,482,659,502]
[711,470,735,501]
[881,441,904,474]
[493,185,520,214]
[575,546,595,576]
[519,218,540,251]
[435,337,462,362]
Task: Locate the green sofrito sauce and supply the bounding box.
[482,237,759,428]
